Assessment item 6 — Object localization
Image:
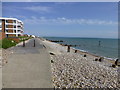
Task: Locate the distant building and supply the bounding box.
[31,35,36,38]
[0,17,24,39]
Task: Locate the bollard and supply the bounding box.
[67,45,70,52]
[34,39,35,47]
[23,40,25,47]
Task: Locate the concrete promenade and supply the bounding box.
[2,38,53,88]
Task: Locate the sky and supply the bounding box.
[2,0,120,2]
[2,2,118,38]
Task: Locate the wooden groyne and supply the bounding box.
[46,39,63,42]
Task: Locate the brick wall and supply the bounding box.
[0,32,6,40]
[0,20,6,40]
[7,37,20,43]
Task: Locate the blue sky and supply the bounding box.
[2,2,118,38]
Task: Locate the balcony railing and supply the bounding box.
[5,23,16,25]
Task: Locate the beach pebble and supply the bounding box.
[43,40,118,88]
[50,52,118,88]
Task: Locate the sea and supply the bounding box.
[44,37,118,60]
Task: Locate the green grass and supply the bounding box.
[2,38,17,49]
[19,36,33,42]
[0,36,33,49]
[0,40,2,48]
[18,36,28,39]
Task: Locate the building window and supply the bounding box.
[18,34,21,36]
[6,34,8,37]
[6,20,13,23]
[14,25,16,28]
[6,20,8,23]
[6,25,8,28]
[13,20,16,23]
[14,30,16,33]
[5,30,8,32]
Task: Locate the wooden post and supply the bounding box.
[115,59,119,65]
[67,45,70,52]
[75,50,77,53]
[99,41,101,46]
[34,39,35,47]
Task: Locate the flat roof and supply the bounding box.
[0,17,23,24]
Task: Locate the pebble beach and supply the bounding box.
[42,39,119,88]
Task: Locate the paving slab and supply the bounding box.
[2,38,52,88]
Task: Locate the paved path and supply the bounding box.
[2,38,52,88]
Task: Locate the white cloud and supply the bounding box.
[24,6,52,13]
[23,16,117,25]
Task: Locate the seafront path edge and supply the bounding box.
[2,38,53,88]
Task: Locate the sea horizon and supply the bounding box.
[43,36,118,40]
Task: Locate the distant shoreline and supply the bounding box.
[41,37,117,65]
[43,37,118,61]
[71,47,116,64]
[43,36,118,40]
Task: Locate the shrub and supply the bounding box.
[0,40,2,48]
[2,38,17,49]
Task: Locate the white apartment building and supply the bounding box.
[0,17,24,39]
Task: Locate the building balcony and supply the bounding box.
[17,23,22,26]
[5,23,17,25]
[6,20,16,23]
[5,32,23,34]
[17,28,23,31]
[5,32,16,34]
